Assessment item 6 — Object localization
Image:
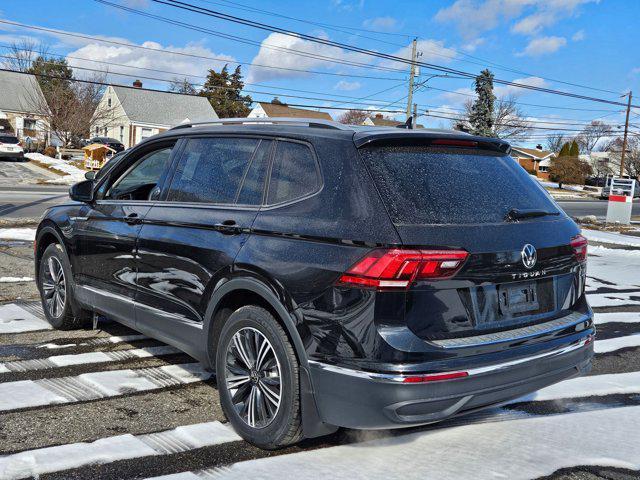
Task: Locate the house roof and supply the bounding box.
[112,86,217,126]
[365,115,425,129]
[0,70,47,114]
[511,146,554,160]
[257,103,333,121]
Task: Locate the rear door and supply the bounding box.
[134,136,272,348]
[359,143,585,341]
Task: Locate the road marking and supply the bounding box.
[0,422,240,480]
[0,304,51,334]
[0,363,210,412]
[0,345,181,373]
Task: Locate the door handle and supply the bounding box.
[124,213,143,225]
[214,219,242,235]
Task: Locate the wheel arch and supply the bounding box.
[34,222,71,284]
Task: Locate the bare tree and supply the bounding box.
[3,39,48,72]
[576,120,613,153]
[459,96,532,140]
[23,72,120,147]
[338,109,369,125]
[545,133,566,154]
[169,77,198,95]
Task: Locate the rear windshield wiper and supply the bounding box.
[505,208,560,222]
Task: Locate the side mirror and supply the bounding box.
[84,171,96,180]
[69,180,94,203]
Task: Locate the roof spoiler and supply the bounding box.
[169,117,352,131]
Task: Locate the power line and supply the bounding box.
[0,19,409,82]
[137,0,639,108]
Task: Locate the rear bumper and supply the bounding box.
[308,330,594,429]
[0,150,24,159]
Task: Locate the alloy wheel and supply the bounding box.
[42,256,66,318]
[224,327,282,429]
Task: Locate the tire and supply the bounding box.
[216,305,303,449]
[38,243,90,330]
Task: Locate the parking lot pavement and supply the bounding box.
[0,246,639,479]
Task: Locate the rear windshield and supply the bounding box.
[0,135,19,144]
[360,146,559,225]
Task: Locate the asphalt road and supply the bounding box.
[0,185,70,219]
[558,198,640,219]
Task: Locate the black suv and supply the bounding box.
[88,136,126,153]
[35,118,594,449]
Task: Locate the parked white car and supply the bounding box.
[0,134,25,161]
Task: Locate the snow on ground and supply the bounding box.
[583,229,640,247]
[0,304,51,334]
[0,228,36,242]
[595,334,640,354]
[152,406,640,480]
[0,422,240,480]
[524,371,640,402]
[0,277,33,283]
[587,246,640,291]
[594,312,640,324]
[25,153,86,185]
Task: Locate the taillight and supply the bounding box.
[337,248,469,290]
[430,139,478,148]
[571,234,588,262]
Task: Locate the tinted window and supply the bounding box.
[0,135,19,144]
[167,138,259,204]
[237,140,272,205]
[267,141,319,205]
[105,147,172,200]
[360,146,559,225]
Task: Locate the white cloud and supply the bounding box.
[572,29,586,41]
[66,40,235,86]
[362,17,399,32]
[246,32,372,83]
[461,37,486,52]
[517,36,567,57]
[334,80,361,91]
[435,0,598,39]
[331,0,365,12]
[438,76,548,105]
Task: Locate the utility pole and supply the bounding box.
[412,103,418,129]
[620,91,632,177]
[406,38,418,122]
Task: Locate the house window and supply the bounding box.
[120,125,124,142]
[23,118,37,131]
[539,166,549,172]
[108,97,112,107]
[141,127,153,139]
[95,127,99,135]
[103,127,108,136]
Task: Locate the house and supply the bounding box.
[0,70,49,145]
[91,80,217,149]
[511,145,555,180]
[248,102,333,121]
[362,113,424,128]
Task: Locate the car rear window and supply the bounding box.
[0,135,19,144]
[360,146,559,225]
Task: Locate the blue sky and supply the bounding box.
[1,0,639,144]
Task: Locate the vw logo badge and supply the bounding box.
[521,244,537,269]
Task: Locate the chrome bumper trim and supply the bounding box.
[309,335,592,384]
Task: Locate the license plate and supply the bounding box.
[498,281,539,314]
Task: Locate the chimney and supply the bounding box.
[375,113,383,119]
[535,144,543,150]
[133,79,142,88]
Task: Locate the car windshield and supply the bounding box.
[360,145,560,225]
[0,135,19,144]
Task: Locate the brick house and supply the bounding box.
[511,145,555,180]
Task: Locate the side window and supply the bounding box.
[103,146,173,201]
[267,141,319,205]
[236,139,272,205]
[166,137,259,204]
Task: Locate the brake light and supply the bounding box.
[337,249,468,289]
[571,234,588,262]
[431,139,478,147]
[402,371,469,383]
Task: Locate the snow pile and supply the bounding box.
[0,228,36,241]
[583,228,640,248]
[0,277,33,283]
[25,153,86,185]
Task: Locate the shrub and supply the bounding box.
[43,146,57,158]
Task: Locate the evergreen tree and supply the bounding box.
[469,69,496,137]
[200,65,253,118]
[569,140,580,157]
[270,97,286,105]
[558,142,571,158]
[27,56,73,101]
[169,77,197,95]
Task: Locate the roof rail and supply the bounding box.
[170,117,352,131]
